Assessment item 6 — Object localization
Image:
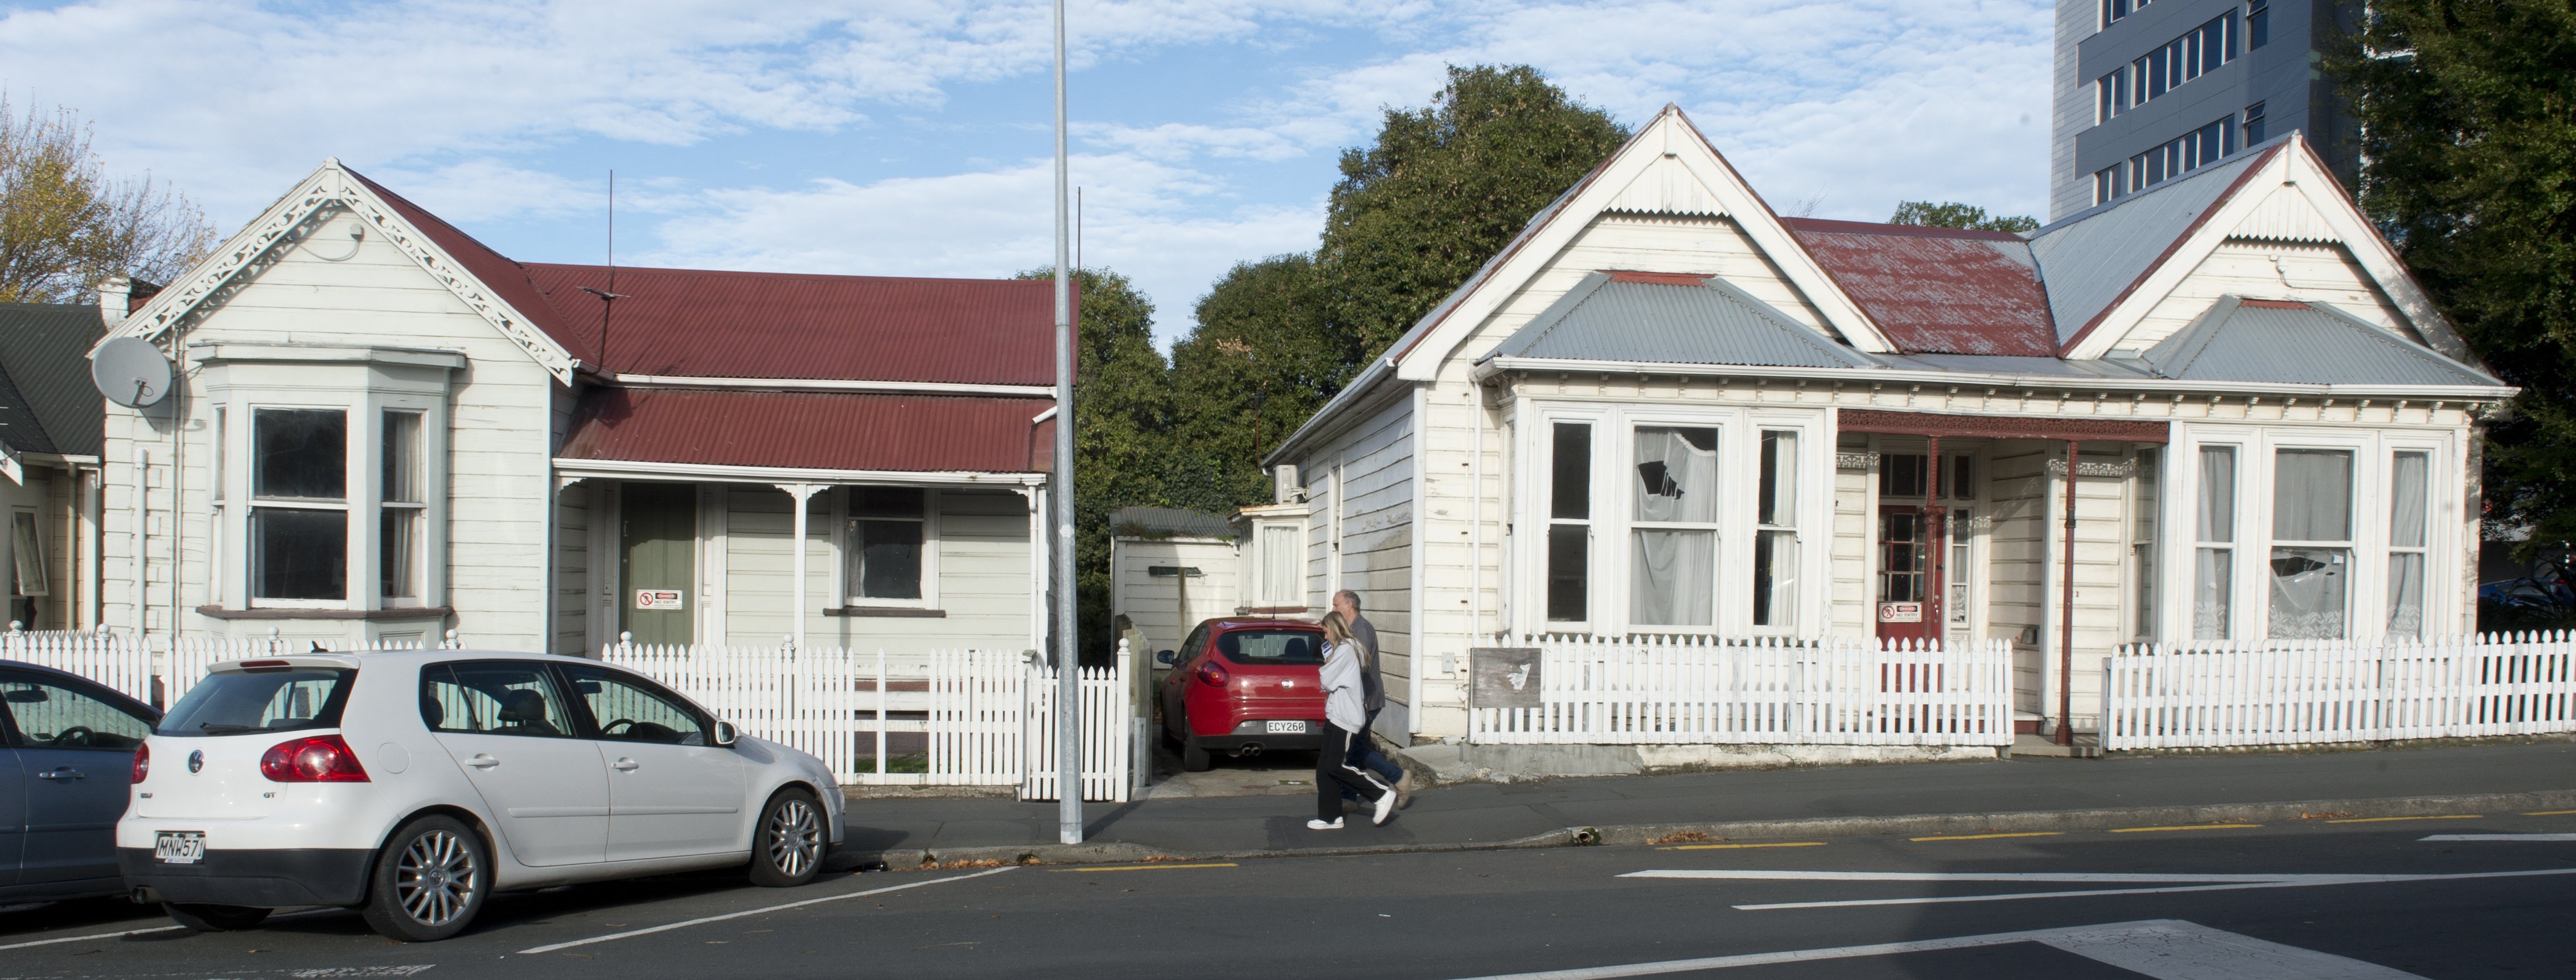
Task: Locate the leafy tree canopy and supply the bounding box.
[0,96,212,303]
[1319,64,1630,365]
[1014,267,1169,661]
[1887,200,2040,233]
[2327,1,2576,546]
[1168,254,1338,512]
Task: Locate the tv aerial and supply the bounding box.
[92,336,174,408]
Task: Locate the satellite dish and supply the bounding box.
[92,337,173,408]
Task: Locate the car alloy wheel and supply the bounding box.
[395,828,479,928]
[749,789,826,887]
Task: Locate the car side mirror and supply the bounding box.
[1156,649,1177,666]
[713,721,738,747]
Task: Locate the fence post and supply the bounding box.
[875,647,889,780]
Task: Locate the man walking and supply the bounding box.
[1334,589,1414,809]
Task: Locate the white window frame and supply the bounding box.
[1534,407,1607,634]
[837,485,939,610]
[242,403,355,610]
[1249,518,1307,608]
[378,408,429,607]
[1744,413,1827,637]
[2261,439,2367,641]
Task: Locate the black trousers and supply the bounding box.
[1315,726,1387,821]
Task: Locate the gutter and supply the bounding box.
[550,457,1047,487]
[1472,356,2520,403]
[613,373,1055,398]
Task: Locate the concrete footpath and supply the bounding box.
[834,739,2576,867]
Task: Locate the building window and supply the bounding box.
[1880,454,1929,498]
[1258,524,1302,606]
[2242,101,2267,146]
[2247,0,2269,49]
[380,411,424,602]
[2102,0,2154,30]
[2133,448,2160,641]
[2119,117,2237,197]
[1753,430,1798,629]
[2102,12,2241,121]
[2268,448,2355,640]
[251,408,348,604]
[2387,451,2430,638]
[846,487,928,603]
[2193,446,2236,639]
[1546,422,1592,624]
[11,510,46,599]
[2096,164,2124,205]
[1631,427,1719,627]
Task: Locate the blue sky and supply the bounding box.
[1,1,2054,347]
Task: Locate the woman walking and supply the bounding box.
[1312,611,1396,830]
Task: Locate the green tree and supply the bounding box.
[0,95,212,302]
[2328,2,2576,547]
[1319,64,1631,364]
[1887,200,2040,233]
[1168,254,1340,510]
[1015,267,1171,662]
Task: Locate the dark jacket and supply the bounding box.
[1351,613,1383,713]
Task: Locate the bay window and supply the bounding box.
[251,409,349,604]
[2133,448,2160,641]
[381,411,424,603]
[2266,448,2355,640]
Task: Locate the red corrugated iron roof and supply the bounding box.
[345,166,1054,386]
[1781,217,2057,357]
[558,388,1053,473]
[524,264,1057,385]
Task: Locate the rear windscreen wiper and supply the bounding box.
[195,723,260,734]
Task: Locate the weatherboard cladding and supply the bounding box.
[1493,271,1877,369]
[1782,219,2055,357]
[2027,141,2282,345]
[557,388,1053,473]
[2144,299,2500,387]
[0,300,105,456]
[523,265,1056,386]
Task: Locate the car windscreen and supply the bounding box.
[1215,630,1325,665]
[158,669,355,736]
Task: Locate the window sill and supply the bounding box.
[825,606,946,618]
[196,604,454,621]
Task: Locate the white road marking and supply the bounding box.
[1642,867,2576,911]
[0,907,342,953]
[514,866,1017,954]
[2421,833,2576,842]
[1441,919,2423,980]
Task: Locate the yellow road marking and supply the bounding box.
[1659,842,1827,851]
[2324,814,2480,824]
[1046,862,1238,872]
[1910,831,2065,842]
[2109,823,2261,834]
[2524,809,2576,816]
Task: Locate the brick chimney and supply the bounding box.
[96,277,131,327]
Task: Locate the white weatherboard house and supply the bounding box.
[1260,106,2512,748]
[89,161,1056,658]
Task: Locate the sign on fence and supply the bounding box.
[1468,648,1542,709]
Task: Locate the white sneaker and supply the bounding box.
[1371,788,1398,826]
[1307,818,1344,830]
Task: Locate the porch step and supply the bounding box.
[2011,732,2102,759]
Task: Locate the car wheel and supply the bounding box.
[748,788,826,888]
[1180,736,1212,772]
[163,903,270,932]
[361,814,488,942]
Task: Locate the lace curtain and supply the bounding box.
[2268,449,2353,640]
[1632,427,1717,626]
[2193,447,2236,639]
[2386,451,2429,637]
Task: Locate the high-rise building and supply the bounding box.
[2048,0,2357,220]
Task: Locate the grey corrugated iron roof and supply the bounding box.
[1489,271,1879,369]
[1874,353,2156,380]
[0,301,106,456]
[2027,138,2286,346]
[2144,297,2501,386]
[1110,506,1238,540]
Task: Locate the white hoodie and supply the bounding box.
[1318,638,1367,735]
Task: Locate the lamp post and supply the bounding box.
[1051,0,1082,845]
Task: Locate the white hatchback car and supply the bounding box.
[118,650,844,941]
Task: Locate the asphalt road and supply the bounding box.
[6,812,2573,979]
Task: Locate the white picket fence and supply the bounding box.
[1,628,459,709]
[2102,632,2576,750]
[1468,636,2015,747]
[602,641,1131,802]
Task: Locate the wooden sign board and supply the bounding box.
[1468,647,1542,709]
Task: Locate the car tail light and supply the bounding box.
[260,735,369,783]
[132,743,149,784]
[236,660,293,672]
[1196,661,1230,687]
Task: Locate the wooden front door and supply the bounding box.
[1876,505,1940,643]
[620,483,696,646]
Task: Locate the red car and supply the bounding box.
[1157,618,1328,772]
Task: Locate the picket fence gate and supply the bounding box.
[601,641,1131,802]
[1,628,460,709]
[1467,635,2015,747]
[2102,632,2576,750]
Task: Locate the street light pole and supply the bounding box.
[1051,0,1082,845]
